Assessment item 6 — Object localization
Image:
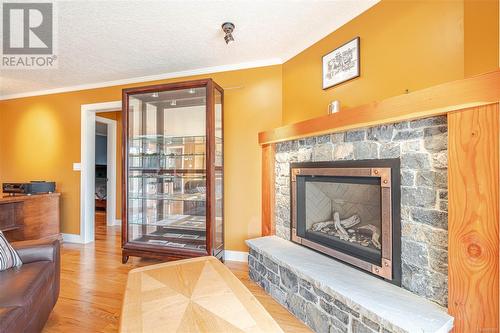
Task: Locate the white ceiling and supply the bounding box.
[0,0,378,100]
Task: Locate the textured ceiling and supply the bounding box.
[0,0,378,99]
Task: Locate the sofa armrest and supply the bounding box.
[11,238,61,323]
[12,239,60,264]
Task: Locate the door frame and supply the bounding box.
[95,115,118,228]
[80,101,121,243]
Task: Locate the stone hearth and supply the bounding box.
[247,236,453,333]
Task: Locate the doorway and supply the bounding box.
[80,101,121,243]
[94,117,117,232]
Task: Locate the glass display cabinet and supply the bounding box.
[121,79,224,263]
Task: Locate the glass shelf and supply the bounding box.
[128,174,206,180]
[129,193,206,202]
[129,153,207,158]
[128,168,207,173]
[129,214,205,228]
[128,168,220,174]
[133,239,207,251]
[129,134,222,144]
[130,134,206,143]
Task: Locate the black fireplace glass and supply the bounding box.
[296,175,383,265]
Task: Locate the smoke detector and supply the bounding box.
[222,22,235,44]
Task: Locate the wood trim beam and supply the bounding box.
[448,104,499,332]
[259,70,500,145]
[262,144,276,236]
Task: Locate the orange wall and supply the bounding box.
[282,0,499,125]
[96,111,123,220]
[464,0,499,77]
[0,97,81,237]
[0,65,282,251]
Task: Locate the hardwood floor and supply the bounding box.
[95,210,107,227]
[43,226,311,333]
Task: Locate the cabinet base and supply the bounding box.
[121,247,224,264]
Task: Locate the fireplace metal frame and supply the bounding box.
[290,160,401,284]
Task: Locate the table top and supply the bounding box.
[0,192,60,203]
[120,256,284,333]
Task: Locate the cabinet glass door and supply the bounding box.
[127,87,208,252]
[214,88,224,253]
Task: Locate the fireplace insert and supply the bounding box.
[290,159,401,285]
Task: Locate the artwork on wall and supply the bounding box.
[322,37,360,89]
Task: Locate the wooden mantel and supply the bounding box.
[259,69,500,145]
[259,70,500,332]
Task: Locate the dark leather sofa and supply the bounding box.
[0,238,60,333]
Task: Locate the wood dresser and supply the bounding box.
[0,193,61,242]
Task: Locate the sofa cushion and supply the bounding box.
[0,231,22,271]
[0,261,53,309]
[0,306,24,333]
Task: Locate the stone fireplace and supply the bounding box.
[290,160,401,284]
[274,115,448,306]
[247,115,452,333]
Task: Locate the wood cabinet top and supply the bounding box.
[0,193,60,203]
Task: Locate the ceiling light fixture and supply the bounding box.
[222,22,235,44]
[170,100,177,106]
[188,88,196,94]
[151,92,159,98]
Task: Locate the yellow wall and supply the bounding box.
[464,0,499,77]
[282,0,499,125]
[0,96,81,236]
[0,65,282,251]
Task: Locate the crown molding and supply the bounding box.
[0,57,283,101]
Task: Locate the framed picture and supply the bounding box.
[322,37,360,89]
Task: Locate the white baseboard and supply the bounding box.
[109,219,122,226]
[62,232,248,262]
[225,250,248,262]
[62,233,84,244]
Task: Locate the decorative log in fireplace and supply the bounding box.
[290,159,401,285]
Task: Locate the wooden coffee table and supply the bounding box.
[120,256,284,332]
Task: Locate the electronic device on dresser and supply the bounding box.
[2,181,56,195]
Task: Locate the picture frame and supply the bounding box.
[322,37,360,89]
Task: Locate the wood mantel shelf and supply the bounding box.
[258,69,500,145]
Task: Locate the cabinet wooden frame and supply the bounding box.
[121,79,224,263]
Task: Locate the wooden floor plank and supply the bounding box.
[43,226,311,333]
